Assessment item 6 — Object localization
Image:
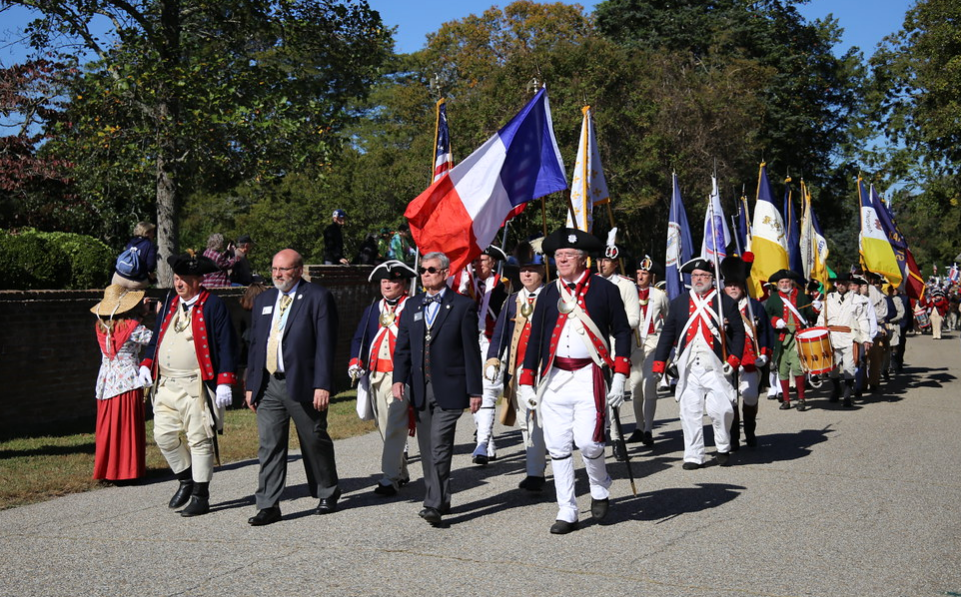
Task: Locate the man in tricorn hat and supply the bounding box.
[764,269,816,411]
[721,253,773,448]
[653,258,744,469]
[485,242,549,491]
[349,260,417,496]
[596,231,640,461]
[817,272,871,407]
[139,252,239,516]
[518,228,632,534]
[626,254,669,448]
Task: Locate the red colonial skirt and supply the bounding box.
[93,389,146,481]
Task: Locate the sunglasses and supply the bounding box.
[418,266,445,274]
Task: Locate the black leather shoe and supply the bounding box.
[591,498,610,521]
[518,476,546,492]
[374,483,397,497]
[550,519,578,534]
[796,400,807,412]
[471,453,489,466]
[168,481,194,509]
[716,452,731,467]
[779,401,792,410]
[179,496,209,517]
[316,488,342,515]
[418,507,442,525]
[626,429,645,443]
[248,507,282,526]
[642,431,654,447]
[682,461,701,470]
[612,440,628,462]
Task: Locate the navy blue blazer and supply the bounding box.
[246,280,339,403]
[392,290,483,410]
[654,291,745,365]
[521,276,632,380]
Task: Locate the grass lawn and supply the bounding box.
[0,390,375,511]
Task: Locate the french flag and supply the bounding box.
[405,88,567,273]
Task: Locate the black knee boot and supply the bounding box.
[730,407,741,452]
[169,468,193,509]
[180,482,210,517]
[830,378,841,402]
[843,380,853,408]
[743,404,758,447]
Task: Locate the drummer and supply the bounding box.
[764,269,817,411]
[817,273,871,407]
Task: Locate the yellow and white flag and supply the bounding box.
[750,162,788,297]
[858,178,903,286]
[799,180,829,287]
[566,106,609,232]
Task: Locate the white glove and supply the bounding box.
[484,358,501,382]
[775,318,787,330]
[606,373,627,408]
[215,384,233,409]
[755,354,769,369]
[722,362,734,377]
[348,364,364,381]
[812,299,823,311]
[137,366,153,388]
[519,384,538,409]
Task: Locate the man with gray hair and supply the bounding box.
[393,251,482,527]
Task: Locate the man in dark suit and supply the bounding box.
[392,251,482,527]
[245,248,340,526]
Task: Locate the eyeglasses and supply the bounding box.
[690,273,713,279]
[418,266,446,274]
[271,266,299,272]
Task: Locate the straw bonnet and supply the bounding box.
[91,284,145,317]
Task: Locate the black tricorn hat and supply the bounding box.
[680,257,714,275]
[769,269,804,285]
[721,252,754,285]
[481,246,508,261]
[168,251,219,277]
[541,227,604,256]
[368,260,416,283]
[830,272,855,284]
[636,254,664,279]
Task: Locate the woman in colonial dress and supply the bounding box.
[91,285,153,481]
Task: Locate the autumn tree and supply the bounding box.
[11,0,391,284]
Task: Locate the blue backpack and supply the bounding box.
[116,245,146,279]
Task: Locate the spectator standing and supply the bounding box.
[203,233,240,287]
[113,221,158,290]
[91,285,152,482]
[389,223,414,263]
[230,235,255,286]
[324,209,349,264]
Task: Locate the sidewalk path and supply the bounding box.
[2,333,959,596]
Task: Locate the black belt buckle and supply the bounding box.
[271,371,286,380]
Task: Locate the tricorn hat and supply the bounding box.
[91,284,145,316]
[636,254,664,279]
[830,272,855,284]
[368,260,417,283]
[769,269,804,285]
[680,257,714,275]
[168,251,220,277]
[542,227,604,256]
[481,246,508,261]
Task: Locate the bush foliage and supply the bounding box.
[0,228,113,289]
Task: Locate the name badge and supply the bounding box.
[414,312,423,321]
[262,306,273,315]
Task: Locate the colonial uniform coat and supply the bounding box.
[350,295,412,489]
[817,290,870,380]
[629,284,669,436]
[654,289,745,465]
[142,290,239,483]
[519,273,632,524]
[764,289,817,380]
[600,272,641,442]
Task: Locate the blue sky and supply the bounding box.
[1,1,914,64]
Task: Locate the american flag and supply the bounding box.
[433,98,453,182]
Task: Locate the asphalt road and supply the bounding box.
[2,331,959,597]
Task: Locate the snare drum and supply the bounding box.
[795,327,835,375]
[915,308,931,330]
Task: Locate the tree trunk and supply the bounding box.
[155,140,177,288]
[154,0,182,288]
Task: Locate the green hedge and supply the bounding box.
[0,229,114,290]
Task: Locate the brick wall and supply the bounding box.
[0,265,376,438]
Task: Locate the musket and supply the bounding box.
[144,290,172,404]
[731,215,760,355]
[610,406,637,496]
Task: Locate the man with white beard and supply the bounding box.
[653,258,745,469]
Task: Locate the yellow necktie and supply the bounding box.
[266,294,293,374]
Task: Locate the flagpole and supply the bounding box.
[542,196,551,283]
[708,193,728,362]
[731,214,759,355]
